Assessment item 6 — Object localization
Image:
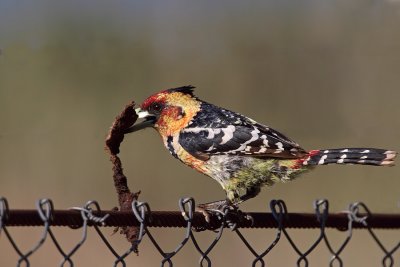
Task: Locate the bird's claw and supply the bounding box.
[194,205,222,232]
[194,201,252,231]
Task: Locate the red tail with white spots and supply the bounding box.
[301,148,397,166]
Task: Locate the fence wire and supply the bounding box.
[0,196,399,267]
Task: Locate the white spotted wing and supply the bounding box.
[179,103,307,160]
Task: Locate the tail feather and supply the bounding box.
[302,148,397,167]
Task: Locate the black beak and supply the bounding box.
[125,108,157,133]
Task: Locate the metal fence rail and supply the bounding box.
[1,197,399,267]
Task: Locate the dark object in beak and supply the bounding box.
[125,108,156,133]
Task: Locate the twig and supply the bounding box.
[105,101,140,253]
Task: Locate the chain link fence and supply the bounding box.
[0,196,399,267]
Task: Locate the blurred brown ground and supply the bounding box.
[0,1,399,266]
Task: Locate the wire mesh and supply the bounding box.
[0,196,399,267]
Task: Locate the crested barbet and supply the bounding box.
[126,86,397,209]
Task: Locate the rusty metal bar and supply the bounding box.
[3,210,400,230]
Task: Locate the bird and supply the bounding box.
[126,86,397,210]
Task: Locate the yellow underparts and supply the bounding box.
[223,158,311,203]
[161,133,208,174]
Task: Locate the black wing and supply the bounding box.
[179,103,307,160]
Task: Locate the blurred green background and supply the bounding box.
[0,0,399,266]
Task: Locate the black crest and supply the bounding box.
[167,86,196,97]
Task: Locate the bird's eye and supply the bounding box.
[149,102,163,113]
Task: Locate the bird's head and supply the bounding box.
[126,86,201,136]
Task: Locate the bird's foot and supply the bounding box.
[194,200,252,231]
[194,200,230,232]
[196,199,230,217]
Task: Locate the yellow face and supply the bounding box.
[127,87,208,174]
[140,90,201,137]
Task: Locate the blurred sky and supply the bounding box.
[0,1,399,266]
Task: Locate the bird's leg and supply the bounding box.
[238,186,261,203]
[194,199,233,231]
[197,199,231,212]
[196,199,230,221]
[196,186,260,214]
[195,191,258,231]
[222,186,260,227]
[194,187,260,231]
